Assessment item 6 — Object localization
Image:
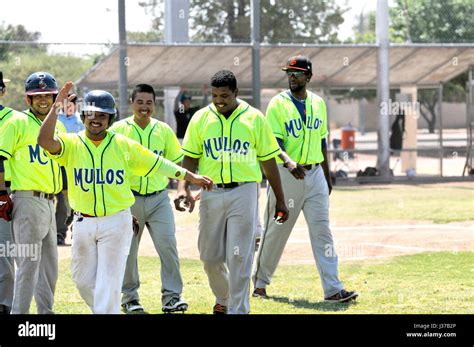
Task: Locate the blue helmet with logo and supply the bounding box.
[81,90,117,125]
[25,72,58,95]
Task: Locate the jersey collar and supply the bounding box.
[80,130,113,149]
[128,116,157,132]
[208,99,249,121]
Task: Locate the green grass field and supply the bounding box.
[53,251,473,314]
[45,183,473,314]
[173,183,474,226]
[330,184,474,224]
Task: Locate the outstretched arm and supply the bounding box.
[38,82,74,154]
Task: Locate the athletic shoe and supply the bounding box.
[252,287,268,298]
[162,297,188,313]
[324,289,358,303]
[122,300,146,314]
[213,303,227,315]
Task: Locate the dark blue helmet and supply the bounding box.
[25,72,58,95]
[81,90,117,125]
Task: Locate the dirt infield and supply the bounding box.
[59,210,474,265]
[57,182,474,262]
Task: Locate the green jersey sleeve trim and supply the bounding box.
[51,136,66,159]
[182,148,202,158]
[257,147,281,161]
[0,149,12,160]
[171,153,184,163]
[0,109,12,121]
[144,156,160,177]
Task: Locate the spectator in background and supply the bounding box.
[56,94,85,246]
[58,94,84,133]
[174,85,209,143]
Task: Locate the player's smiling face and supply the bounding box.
[84,111,110,139]
[27,93,55,118]
[211,86,238,116]
[131,92,155,122]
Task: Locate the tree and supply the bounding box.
[0,23,44,60]
[138,0,347,43]
[348,0,473,133]
[1,51,95,111]
[391,0,474,133]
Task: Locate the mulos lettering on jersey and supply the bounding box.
[73,168,125,192]
[182,99,281,184]
[203,137,251,160]
[266,91,328,165]
[284,114,323,138]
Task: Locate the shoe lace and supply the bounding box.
[166,297,179,306]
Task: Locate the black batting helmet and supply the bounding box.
[81,90,117,125]
[25,72,58,95]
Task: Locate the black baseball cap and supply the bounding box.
[282,55,312,74]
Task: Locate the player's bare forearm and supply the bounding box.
[261,158,289,223]
[38,81,73,154]
[321,144,333,195]
[260,158,285,203]
[0,171,6,190]
[174,155,201,212]
[277,150,292,167]
[179,156,199,191]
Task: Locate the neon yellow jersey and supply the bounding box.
[110,117,183,193]
[0,110,65,193]
[265,90,328,165]
[48,131,187,216]
[182,99,281,184]
[0,106,19,182]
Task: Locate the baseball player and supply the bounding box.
[0,71,17,314]
[252,56,358,303]
[174,70,289,314]
[0,71,65,314]
[111,84,188,314]
[37,82,213,314]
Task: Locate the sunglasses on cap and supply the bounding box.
[286,71,306,77]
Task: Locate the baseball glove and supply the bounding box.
[0,190,13,222]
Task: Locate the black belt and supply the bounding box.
[32,191,55,200]
[302,164,319,170]
[215,182,251,189]
[78,212,96,218]
[132,189,164,197]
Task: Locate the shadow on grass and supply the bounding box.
[266,295,355,312]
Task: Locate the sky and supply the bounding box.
[1,0,379,55]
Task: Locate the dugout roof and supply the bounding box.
[76,43,474,90]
